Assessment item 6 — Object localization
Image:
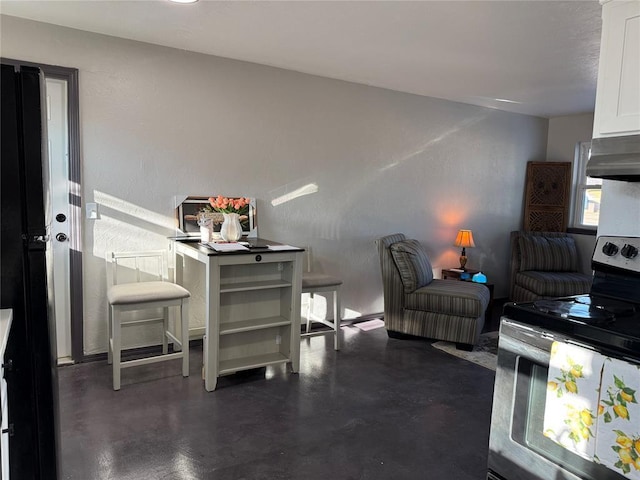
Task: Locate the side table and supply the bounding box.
[442,268,480,281]
[441,268,494,321]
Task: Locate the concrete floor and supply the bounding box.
[58,325,496,480]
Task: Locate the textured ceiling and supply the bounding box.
[0,0,603,118]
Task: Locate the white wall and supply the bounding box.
[546,113,597,273]
[1,15,549,355]
[547,114,594,163]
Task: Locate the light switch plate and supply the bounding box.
[86,202,99,219]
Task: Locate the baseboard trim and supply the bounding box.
[76,314,386,364]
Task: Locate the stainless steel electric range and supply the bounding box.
[488,235,640,480]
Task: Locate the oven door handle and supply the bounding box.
[500,318,607,360]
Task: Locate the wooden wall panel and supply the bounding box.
[523,161,572,232]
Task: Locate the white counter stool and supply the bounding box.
[107,251,190,390]
[301,272,342,350]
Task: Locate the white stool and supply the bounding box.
[107,251,190,390]
[301,272,342,350]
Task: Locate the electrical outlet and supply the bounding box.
[277,262,283,271]
[275,334,282,345]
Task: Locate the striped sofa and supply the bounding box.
[509,231,593,302]
[377,234,490,349]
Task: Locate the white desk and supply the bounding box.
[171,240,303,391]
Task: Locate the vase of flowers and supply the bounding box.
[208,196,250,242]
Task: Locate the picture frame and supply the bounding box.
[176,196,257,238]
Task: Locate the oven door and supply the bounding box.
[488,318,625,480]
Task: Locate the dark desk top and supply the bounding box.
[169,237,304,256]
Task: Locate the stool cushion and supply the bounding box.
[108,281,190,305]
[302,272,342,289]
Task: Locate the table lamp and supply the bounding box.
[454,229,475,270]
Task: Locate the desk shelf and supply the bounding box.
[217,325,292,376]
[220,316,291,335]
[219,352,289,375]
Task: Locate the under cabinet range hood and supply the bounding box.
[587,134,640,181]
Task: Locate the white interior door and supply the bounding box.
[46,77,72,364]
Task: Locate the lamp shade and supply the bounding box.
[454,230,475,248]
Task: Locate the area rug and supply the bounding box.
[431,331,499,371]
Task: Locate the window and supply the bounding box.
[572,141,601,228]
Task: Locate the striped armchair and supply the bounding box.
[376,234,490,349]
[509,231,593,302]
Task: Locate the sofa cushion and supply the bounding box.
[515,271,592,297]
[390,239,434,293]
[518,235,579,272]
[405,279,490,318]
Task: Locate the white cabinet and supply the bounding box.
[214,256,301,378]
[172,242,303,391]
[593,0,640,138]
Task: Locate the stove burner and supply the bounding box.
[533,300,615,325]
[574,295,638,317]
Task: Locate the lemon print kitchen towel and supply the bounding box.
[594,357,640,479]
[543,341,606,460]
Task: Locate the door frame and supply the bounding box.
[2,57,84,362]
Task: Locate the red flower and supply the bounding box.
[208,196,251,214]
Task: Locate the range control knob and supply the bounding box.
[602,241,619,257]
[621,243,639,259]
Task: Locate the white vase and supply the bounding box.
[200,225,213,243]
[220,212,242,242]
[199,223,212,243]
